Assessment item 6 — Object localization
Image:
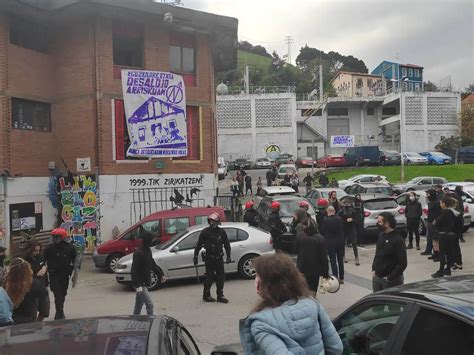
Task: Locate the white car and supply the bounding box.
[255,158,272,169]
[444,182,474,225]
[277,164,298,180]
[115,222,273,290]
[338,174,389,190]
[402,152,429,165]
[217,157,227,180]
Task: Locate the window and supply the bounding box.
[414,69,420,78]
[408,68,413,77]
[402,82,408,90]
[382,107,397,116]
[170,33,195,74]
[419,178,432,185]
[334,302,405,355]
[356,78,363,88]
[224,228,238,242]
[367,79,373,88]
[114,99,147,160]
[306,146,318,159]
[9,202,43,235]
[409,83,413,91]
[367,107,375,115]
[401,308,472,355]
[195,216,208,225]
[113,23,143,68]
[328,108,349,116]
[402,68,407,77]
[122,227,140,241]
[175,106,201,161]
[9,16,49,53]
[12,98,51,132]
[238,229,249,241]
[165,217,190,235]
[175,231,199,251]
[142,220,161,237]
[364,199,398,210]
[415,83,420,91]
[433,178,446,184]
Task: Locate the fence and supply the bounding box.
[214,195,242,222]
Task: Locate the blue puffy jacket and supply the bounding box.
[239,297,343,355]
[0,287,13,326]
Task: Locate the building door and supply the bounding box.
[327,118,349,154]
[306,146,318,159]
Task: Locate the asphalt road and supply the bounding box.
[58,228,473,354]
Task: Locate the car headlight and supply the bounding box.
[117,264,128,270]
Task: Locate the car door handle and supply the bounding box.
[238,245,245,249]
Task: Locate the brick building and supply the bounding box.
[0,0,238,252]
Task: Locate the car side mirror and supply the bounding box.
[170,246,179,253]
[466,198,473,203]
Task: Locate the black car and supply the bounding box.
[344,146,381,167]
[458,146,474,164]
[333,275,474,355]
[231,158,251,170]
[0,315,237,355]
[344,183,393,196]
[381,150,401,166]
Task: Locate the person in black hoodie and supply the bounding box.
[321,206,345,284]
[422,189,442,259]
[131,231,167,315]
[405,192,423,250]
[431,197,458,278]
[372,212,407,292]
[268,201,287,251]
[296,219,329,292]
[243,201,259,227]
[353,194,365,248]
[452,186,465,270]
[338,199,359,266]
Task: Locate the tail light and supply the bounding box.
[269,237,273,245]
[465,206,469,213]
[422,208,428,216]
[364,211,371,217]
[398,208,405,214]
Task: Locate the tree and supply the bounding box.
[463,83,474,94]
[424,81,438,92]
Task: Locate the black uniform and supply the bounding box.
[44,241,76,319]
[321,215,345,281]
[338,206,358,258]
[353,200,365,243]
[319,175,329,187]
[405,199,423,247]
[435,208,457,275]
[266,170,274,187]
[268,210,287,251]
[13,278,49,324]
[194,226,231,299]
[296,233,329,291]
[243,209,259,227]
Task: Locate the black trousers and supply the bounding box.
[372,274,404,292]
[407,217,420,245]
[49,274,69,319]
[328,246,345,280]
[203,257,225,298]
[454,216,463,265]
[266,179,272,187]
[303,274,320,292]
[345,227,358,258]
[438,234,455,272]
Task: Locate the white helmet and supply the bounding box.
[321,276,340,293]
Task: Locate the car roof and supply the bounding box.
[186,221,252,232]
[354,183,391,187]
[312,188,346,193]
[444,182,474,187]
[262,186,296,194]
[369,275,474,319]
[141,206,224,222]
[357,193,395,201]
[279,164,296,168]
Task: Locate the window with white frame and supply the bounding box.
[415,83,420,91]
[409,82,413,91]
[414,69,420,78]
[402,82,408,90]
[408,68,413,77]
[402,68,407,77]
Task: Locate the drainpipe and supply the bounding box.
[0,176,6,249]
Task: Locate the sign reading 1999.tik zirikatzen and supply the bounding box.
[121,70,188,158]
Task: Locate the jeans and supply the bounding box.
[305,185,311,195]
[372,275,404,292]
[407,218,420,245]
[133,287,154,316]
[328,246,345,280]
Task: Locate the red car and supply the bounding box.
[317,154,346,168]
[296,156,317,168]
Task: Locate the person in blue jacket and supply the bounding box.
[239,253,343,355]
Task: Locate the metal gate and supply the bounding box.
[214,195,242,222]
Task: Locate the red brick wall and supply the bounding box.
[0,14,8,172]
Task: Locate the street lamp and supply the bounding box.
[392,76,409,181]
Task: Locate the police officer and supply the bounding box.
[44,228,76,320]
[268,201,287,251]
[243,201,259,227]
[193,213,231,303]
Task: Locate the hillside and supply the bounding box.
[237,49,272,72]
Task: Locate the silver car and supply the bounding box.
[115,222,273,290]
[393,176,448,193]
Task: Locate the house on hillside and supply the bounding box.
[371,61,424,92]
[330,71,383,97]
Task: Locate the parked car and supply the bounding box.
[94,206,226,273]
[295,156,317,168]
[254,186,296,209]
[457,146,474,164]
[444,182,474,226]
[232,158,251,170]
[419,151,452,165]
[275,154,294,166]
[115,222,272,290]
[333,275,474,355]
[0,315,226,355]
[340,194,406,241]
[218,157,228,180]
[402,152,429,165]
[305,188,347,206]
[344,183,393,196]
[395,190,471,234]
[256,195,316,228]
[393,176,448,193]
[381,150,401,166]
[277,164,298,180]
[316,154,346,168]
[255,157,272,169]
[338,174,389,190]
[344,146,381,166]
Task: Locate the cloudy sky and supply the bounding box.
[183,0,473,90]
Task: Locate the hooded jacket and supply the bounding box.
[239,298,343,355]
[436,208,459,234]
[405,198,422,219]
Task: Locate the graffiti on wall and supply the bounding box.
[57,175,98,252]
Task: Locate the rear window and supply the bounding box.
[366,186,392,195]
[279,167,297,174]
[320,190,346,199]
[364,199,398,210]
[164,217,190,235]
[278,199,315,218]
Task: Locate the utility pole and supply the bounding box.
[319,64,323,101]
[245,65,250,94]
[285,35,293,64]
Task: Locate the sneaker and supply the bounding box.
[407,244,413,249]
[420,251,431,256]
[338,279,345,284]
[444,269,451,276]
[217,296,229,304]
[355,257,360,266]
[416,244,421,250]
[343,256,348,263]
[431,271,444,278]
[203,296,216,302]
[427,255,434,260]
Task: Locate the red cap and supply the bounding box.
[245,201,254,210]
[270,201,281,210]
[298,200,309,208]
[317,198,329,207]
[51,228,68,239]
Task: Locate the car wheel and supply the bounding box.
[148,268,164,291]
[407,188,414,192]
[106,253,124,273]
[238,254,258,279]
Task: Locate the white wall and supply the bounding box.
[99,173,216,242]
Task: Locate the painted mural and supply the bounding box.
[57,175,98,253]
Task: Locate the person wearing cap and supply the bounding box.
[268,201,287,251]
[193,213,231,303]
[43,228,76,320]
[243,201,259,228]
[316,198,329,229]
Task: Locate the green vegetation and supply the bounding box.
[237,50,272,72]
[325,165,474,184]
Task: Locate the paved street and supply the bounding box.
[61,228,473,354]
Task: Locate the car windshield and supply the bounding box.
[386,151,399,155]
[258,158,269,162]
[366,186,392,195]
[278,199,315,217]
[406,152,419,157]
[279,167,296,174]
[364,199,398,210]
[300,157,312,160]
[158,229,189,250]
[348,175,363,181]
[431,152,445,157]
[320,190,346,199]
